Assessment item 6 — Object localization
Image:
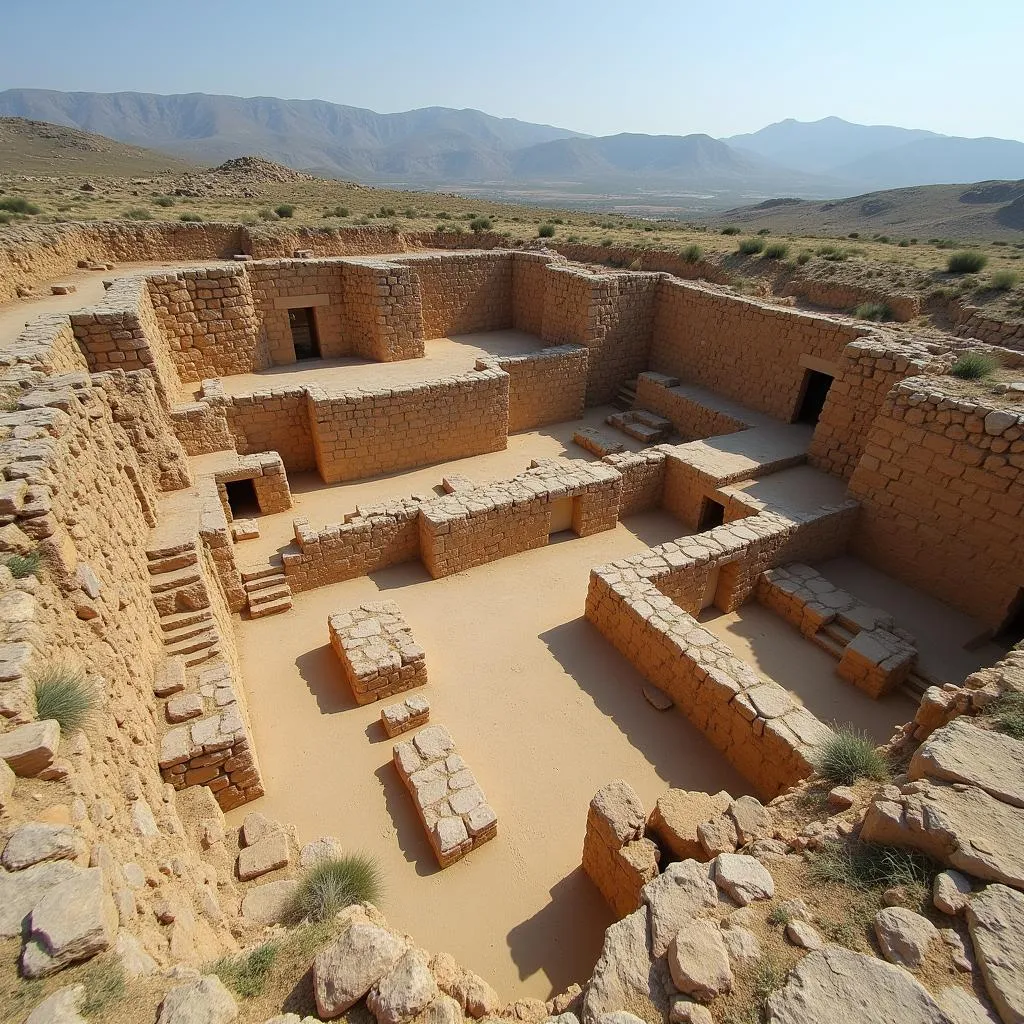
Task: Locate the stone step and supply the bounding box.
[163,617,216,644]
[159,608,214,633]
[147,550,199,575]
[248,596,292,618]
[810,629,846,660]
[632,409,672,431]
[901,673,931,699]
[182,644,222,667]
[240,562,284,583]
[145,537,197,561]
[620,421,665,443]
[150,566,202,593]
[249,583,291,607]
[163,628,219,658]
[244,572,286,593]
[821,621,856,647]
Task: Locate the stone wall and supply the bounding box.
[309,368,509,484]
[603,449,667,516]
[782,278,921,323]
[511,252,553,336]
[848,379,1024,630]
[340,259,424,361]
[0,314,89,376]
[651,278,863,421]
[218,386,316,472]
[635,373,751,440]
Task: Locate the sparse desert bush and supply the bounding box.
[947,251,987,273]
[122,208,152,220]
[767,905,793,928]
[848,232,859,238]
[681,244,703,263]
[212,941,279,999]
[153,195,175,208]
[274,204,296,219]
[257,207,278,221]
[814,727,889,785]
[3,550,43,579]
[469,216,492,233]
[796,251,811,265]
[436,211,450,219]
[988,691,1024,740]
[379,206,396,217]
[288,854,383,923]
[989,269,1019,291]
[950,351,1000,380]
[853,302,892,322]
[450,223,464,235]
[933,238,956,249]
[538,223,555,238]
[403,207,416,218]
[179,213,203,222]
[763,242,789,259]
[80,956,126,1017]
[737,237,765,255]
[0,196,41,215]
[721,226,740,235]
[33,662,98,732]
[600,238,612,247]
[810,840,935,896]
[757,227,770,235]
[324,206,349,218]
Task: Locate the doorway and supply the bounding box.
[224,478,260,520]
[698,497,725,532]
[288,308,321,360]
[795,369,833,425]
[994,588,1024,649]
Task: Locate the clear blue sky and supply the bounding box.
[3,0,1022,141]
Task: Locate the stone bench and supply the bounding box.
[381,695,430,738]
[329,601,426,705]
[573,427,626,457]
[393,725,497,867]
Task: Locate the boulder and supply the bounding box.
[0,757,14,811]
[648,790,732,861]
[719,924,761,966]
[667,920,732,1002]
[727,796,774,845]
[113,931,158,978]
[241,812,282,847]
[713,854,775,906]
[785,921,823,951]
[581,908,671,1024]
[240,879,299,925]
[2,822,85,870]
[936,988,999,1024]
[157,975,239,1024]
[696,817,738,859]
[0,860,80,937]
[236,832,289,881]
[369,948,439,1024]
[934,870,973,916]
[299,836,344,868]
[966,884,1024,1024]
[597,1014,647,1024]
[26,985,87,1024]
[641,860,718,957]
[668,1002,713,1024]
[21,867,117,977]
[314,922,408,1019]
[428,951,499,1018]
[0,719,60,776]
[874,907,938,969]
[765,945,952,1023]
[420,995,464,1024]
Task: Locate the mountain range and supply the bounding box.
[0,89,1022,207]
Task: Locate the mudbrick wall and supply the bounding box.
[477,345,587,432]
[848,378,1024,630]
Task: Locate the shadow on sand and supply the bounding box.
[373,761,441,877]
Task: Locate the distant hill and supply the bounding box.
[700,179,1024,241]
[724,117,1024,190]
[0,116,196,176]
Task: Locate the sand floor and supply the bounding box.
[226,511,754,1000]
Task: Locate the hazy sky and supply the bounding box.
[3,0,1022,141]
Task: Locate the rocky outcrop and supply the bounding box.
[966,885,1024,1024]
[156,975,239,1024]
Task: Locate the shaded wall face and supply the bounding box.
[222,391,316,472]
[402,253,513,339]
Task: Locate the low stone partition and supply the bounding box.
[573,427,626,457]
[329,601,427,705]
[476,344,587,433]
[381,695,431,738]
[603,448,668,516]
[393,724,498,868]
[585,510,857,797]
[419,459,621,578]
[582,780,660,917]
[635,373,761,440]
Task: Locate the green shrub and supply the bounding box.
[436,211,450,219]
[79,956,126,1017]
[848,232,859,238]
[450,224,464,235]
[379,206,396,217]
[737,237,765,255]
[122,208,152,220]
[757,227,770,235]
[403,207,416,218]
[33,662,98,732]
[179,213,203,222]
[257,207,278,221]
[813,727,889,785]
[0,197,41,215]
[988,691,1024,739]
[3,550,43,579]
[763,242,789,260]
[948,251,987,273]
[538,223,555,238]
[950,351,1000,380]
[681,244,703,263]
[933,238,956,249]
[796,251,811,266]
[990,269,1019,291]
[288,854,383,923]
[153,196,175,208]
[721,226,740,235]
[469,217,492,234]
[600,238,612,247]
[853,302,893,322]
[324,205,349,218]
[212,941,279,999]
[810,841,935,895]
[274,204,295,219]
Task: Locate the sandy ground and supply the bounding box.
[226,511,753,1001]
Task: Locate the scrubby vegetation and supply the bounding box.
[989,269,1019,291]
[288,854,383,923]
[121,208,152,220]
[762,242,789,260]
[178,212,203,222]
[538,223,556,238]
[947,250,987,273]
[3,549,43,579]
[737,237,765,255]
[0,196,41,215]
[949,351,1000,380]
[79,957,126,1018]
[988,690,1024,740]
[33,662,98,732]
[810,840,936,899]
[153,195,175,208]
[813,727,889,785]
[274,203,296,219]
[469,216,492,233]
[212,941,280,999]
[853,302,893,322]
[721,226,740,235]
[680,243,703,263]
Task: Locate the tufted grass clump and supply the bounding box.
[988,691,1024,740]
[763,242,789,260]
[737,237,765,255]
[680,243,703,263]
[947,251,987,274]
[721,225,740,235]
[989,269,1019,291]
[80,956,126,1017]
[122,208,152,220]
[853,302,893,322]
[288,854,383,923]
[813,727,889,785]
[810,840,935,898]
[274,203,296,219]
[538,223,556,238]
[949,351,1000,380]
[212,941,279,999]
[3,549,43,579]
[153,195,175,208]
[470,216,492,234]
[33,662,98,732]
[178,212,203,222]
[0,196,41,215]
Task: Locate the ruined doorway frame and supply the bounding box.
[288,307,322,361]
[793,368,834,425]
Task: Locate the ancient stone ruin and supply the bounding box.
[0,220,1022,1023]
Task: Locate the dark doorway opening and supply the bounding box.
[795,369,833,425]
[698,498,725,531]
[288,307,321,360]
[224,478,260,519]
[994,588,1024,649]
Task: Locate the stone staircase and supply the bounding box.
[241,558,293,618]
[606,408,674,444]
[146,541,222,667]
[612,379,638,410]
